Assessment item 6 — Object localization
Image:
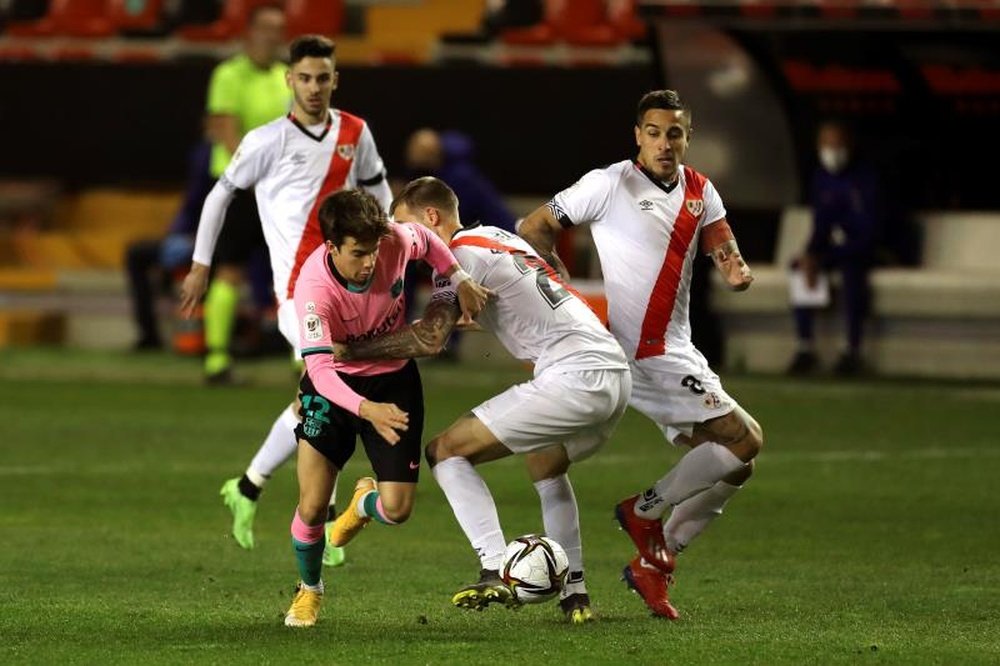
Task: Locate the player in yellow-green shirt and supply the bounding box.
[202,4,290,384]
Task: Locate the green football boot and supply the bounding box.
[219,477,257,549]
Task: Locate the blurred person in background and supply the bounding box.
[201,3,290,384]
[398,128,517,359]
[124,141,212,351]
[787,120,882,377]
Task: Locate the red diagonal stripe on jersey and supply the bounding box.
[286,112,365,299]
[450,235,590,306]
[635,170,706,360]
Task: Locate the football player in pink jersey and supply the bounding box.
[283,189,489,627]
[180,35,395,563]
[332,177,632,624]
[519,90,764,619]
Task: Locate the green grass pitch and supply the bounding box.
[1,349,998,664]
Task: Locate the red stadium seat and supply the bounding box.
[504,0,635,47]
[177,0,274,42]
[285,0,343,39]
[7,0,115,37]
[108,0,164,33]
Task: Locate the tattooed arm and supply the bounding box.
[700,218,753,291]
[334,298,461,361]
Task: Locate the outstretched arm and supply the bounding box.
[518,205,570,279]
[701,218,753,291]
[335,298,461,361]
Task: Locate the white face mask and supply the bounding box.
[819,146,848,174]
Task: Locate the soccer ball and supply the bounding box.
[501,535,569,604]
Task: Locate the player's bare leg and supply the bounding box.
[525,447,593,624]
[427,414,516,610]
[285,439,338,627]
[329,479,416,546]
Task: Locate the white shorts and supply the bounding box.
[473,366,631,463]
[277,299,302,359]
[628,347,737,444]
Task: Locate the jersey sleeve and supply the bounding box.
[295,279,366,416]
[700,178,728,228]
[403,223,460,277]
[355,123,391,211]
[546,168,614,228]
[428,245,488,306]
[220,128,274,191]
[206,63,239,115]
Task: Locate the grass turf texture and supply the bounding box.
[1,349,998,664]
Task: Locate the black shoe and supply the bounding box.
[132,337,163,352]
[833,352,865,376]
[787,350,819,376]
[451,569,515,611]
[205,367,239,386]
[559,593,595,623]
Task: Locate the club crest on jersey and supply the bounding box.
[703,392,722,409]
[685,199,704,217]
[337,144,355,160]
[638,199,654,212]
[303,313,323,342]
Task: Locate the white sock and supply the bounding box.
[247,405,299,482]
[533,475,585,595]
[432,457,506,571]
[663,480,741,553]
[634,443,744,520]
[301,580,324,594]
[328,476,339,520]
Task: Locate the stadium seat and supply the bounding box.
[108,0,166,35]
[284,0,343,39]
[6,0,115,38]
[177,0,273,42]
[503,0,633,47]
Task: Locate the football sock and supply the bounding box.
[357,491,397,525]
[662,480,742,553]
[290,508,325,587]
[247,405,299,483]
[634,443,745,520]
[328,476,339,520]
[237,474,262,501]
[562,570,586,598]
[203,279,239,376]
[534,475,584,578]
[432,457,506,571]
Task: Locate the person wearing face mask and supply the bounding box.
[787,120,882,376]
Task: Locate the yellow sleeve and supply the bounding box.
[206,62,238,115]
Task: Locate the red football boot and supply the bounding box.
[622,555,680,620]
[614,495,675,573]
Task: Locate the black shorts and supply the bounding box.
[295,360,424,483]
[213,189,267,266]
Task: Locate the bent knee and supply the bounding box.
[380,499,413,524]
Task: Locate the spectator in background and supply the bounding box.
[398,128,518,359]
[125,141,212,351]
[201,3,290,384]
[788,120,881,376]
[402,128,517,233]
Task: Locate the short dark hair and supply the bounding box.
[318,190,390,247]
[289,35,335,65]
[391,177,459,218]
[636,90,689,126]
[247,3,284,27]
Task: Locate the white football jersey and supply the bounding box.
[435,225,627,375]
[548,160,726,360]
[219,109,390,301]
